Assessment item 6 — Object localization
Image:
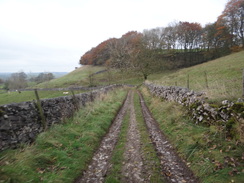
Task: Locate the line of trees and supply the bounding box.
[4,72,28,90]
[29,72,55,84]
[80,0,244,79]
[2,72,55,90]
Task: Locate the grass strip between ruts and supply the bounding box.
[105,90,165,182]
[104,105,130,183]
[134,91,166,182]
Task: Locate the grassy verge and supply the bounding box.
[0,88,127,183]
[0,90,88,105]
[134,92,165,182]
[104,108,130,183]
[141,87,244,183]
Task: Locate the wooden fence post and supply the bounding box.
[204,71,209,89]
[34,89,47,130]
[71,90,79,111]
[187,74,190,89]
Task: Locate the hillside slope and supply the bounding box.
[32,66,105,88]
[32,51,244,102]
[149,51,244,102]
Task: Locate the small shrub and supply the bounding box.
[225,118,236,137]
[230,103,244,114]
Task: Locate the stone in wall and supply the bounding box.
[0,102,42,151]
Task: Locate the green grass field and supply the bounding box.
[0,90,88,105]
[0,66,106,105]
[1,51,242,105]
[32,66,105,88]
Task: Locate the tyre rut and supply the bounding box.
[138,91,199,183]
[121,91,144,183]
[75,90,199,183]
[74,91,132,183]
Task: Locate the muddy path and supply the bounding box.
[121,92,144,183]
[74,91,132,183]
[138,92,199,183]
[75,90,199,183]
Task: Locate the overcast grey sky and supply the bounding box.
[0,0,227,73]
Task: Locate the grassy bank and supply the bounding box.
[141,87,244,183]
[149,51,244,102]
[32,66,143,89]
[33,66,105,88]
[0,88,127,183]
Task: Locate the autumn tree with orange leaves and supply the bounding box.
[80,38,116,66]
[108,31,142,70]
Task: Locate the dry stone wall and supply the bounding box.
[145,82,244,131]
[145,82,204,105]
[0,85,122,151]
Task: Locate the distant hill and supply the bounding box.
[0,72,68,80]
[0,73,12,80]
[50,72,68,78]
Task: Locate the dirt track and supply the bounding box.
[121,92,144,183]
[74,91,131,183]
[138,92,199,183]
[75,90,199,183]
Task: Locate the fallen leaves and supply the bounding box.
[213,161,223,170]
[224,156,239,167]
[210,144,217,150]
[228,168,238,176]
[36,168,45,174]
[164,171,171,177]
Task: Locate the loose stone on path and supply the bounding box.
[138,92,199,183]
[122,92,144,183]
[74,91,131,183]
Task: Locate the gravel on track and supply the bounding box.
[138,92,199,183]
[74,91,131,183]
[121,92,145,183]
